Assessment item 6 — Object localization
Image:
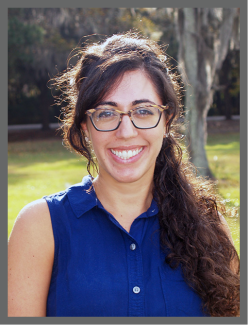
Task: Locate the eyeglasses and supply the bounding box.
[85,104,169,132]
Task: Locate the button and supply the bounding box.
[130,243,136,250]
[133,286,140,294]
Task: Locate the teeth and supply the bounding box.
[111,148,143,160]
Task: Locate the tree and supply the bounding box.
[9,8,239,134]
[216,48,240,120]
[176,8,239,177]
[8,8,173,128]
[8,13,45,124]
[8,8,76,129]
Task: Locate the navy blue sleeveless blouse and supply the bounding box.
[44,175,207,317]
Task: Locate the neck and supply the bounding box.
[93,173,154,231]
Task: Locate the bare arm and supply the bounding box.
[8,199,54,317]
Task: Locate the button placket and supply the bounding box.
[126,239,144,316]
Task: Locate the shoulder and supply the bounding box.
[8,199,54,316]
[44,175,93,205]
[43,176,97,220]
[9,198,53,241]
[18,198,50,217]
[8,198,54,264]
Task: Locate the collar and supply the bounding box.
[67,175,159,219]
[67,175,98,218]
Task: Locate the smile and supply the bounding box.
[110,148,143,160]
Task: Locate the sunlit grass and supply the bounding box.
[205,133,240,206]
[205,133,240,255]
[8,133,240,256]
[8,140,89,236]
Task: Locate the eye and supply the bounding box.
[133,106,155,117]
[94,109,118,120]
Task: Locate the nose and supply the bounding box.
[115,114,138,139]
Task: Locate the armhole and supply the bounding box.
[43,196,59,282]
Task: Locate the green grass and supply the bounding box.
[8,140,89,236]
[8,133,240,255]
[206,133,239,204]
[205,133,240,255]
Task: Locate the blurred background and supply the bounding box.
[8,8,240,253]
[8,8,240,127]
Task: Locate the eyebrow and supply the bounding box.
[96,101,117,107]
[132,99,156,106]
[97,99,156,107]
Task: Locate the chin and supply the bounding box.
[110,169,150,184]
[115,176,140,184]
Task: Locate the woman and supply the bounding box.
[8,32,240,317]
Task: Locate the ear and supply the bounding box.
[81,122,89,137]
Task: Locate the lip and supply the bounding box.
[109,145,144,150]
[108,146,145,163]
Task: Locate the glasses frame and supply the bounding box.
[85,104,169,132]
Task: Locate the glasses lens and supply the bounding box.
[132,106,161,128]
[92,108,120,131]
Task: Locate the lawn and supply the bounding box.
[205,133,240,255]
[8,140,89,236]
[8,132,240,255]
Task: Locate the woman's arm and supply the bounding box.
[8,199,54,317]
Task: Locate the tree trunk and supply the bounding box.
[185,87,213,177]
[176,8,237,177]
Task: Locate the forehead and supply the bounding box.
[103,70,162,106]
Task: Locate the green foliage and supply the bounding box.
[8,9,76,127]
[8,14,45,115]
[8,16,44,75]
[8,8,239,126]
[208,50,240,117]
[8,93,41,124]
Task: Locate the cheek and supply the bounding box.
[90,134,109,157]
[145,130,164,154]
[155,127,165,149]
[156,137,165,156]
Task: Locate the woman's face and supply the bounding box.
[82,70,166,185]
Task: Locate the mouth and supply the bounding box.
[110,147,143,160]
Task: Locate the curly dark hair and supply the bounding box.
[51,32,240,316]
